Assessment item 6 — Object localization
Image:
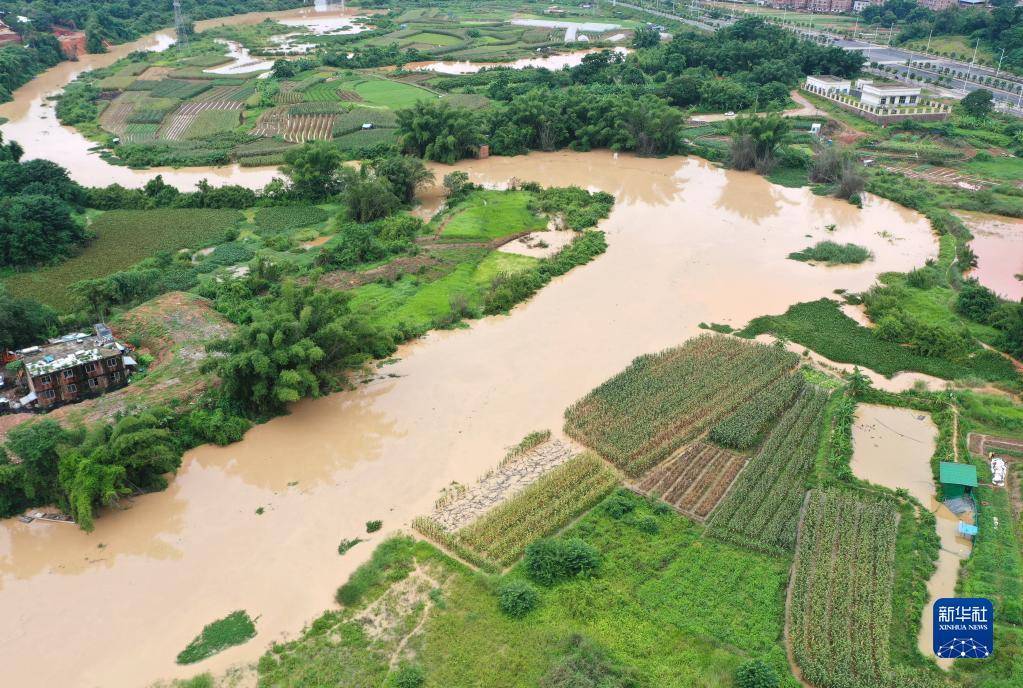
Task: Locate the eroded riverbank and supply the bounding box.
[0,152,939,687]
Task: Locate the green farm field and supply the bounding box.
[439,190,546,242]
[259,491,798,688]
[3,209,242,310]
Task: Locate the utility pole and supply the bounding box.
[886,22,895,47]
[968,38,979,83]
[925,25,933,53]
[996,47,1005,77]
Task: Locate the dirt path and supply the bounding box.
[782,491,816,688]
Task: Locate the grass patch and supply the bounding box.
[262,492,797,687]
[788,241,872,265]
[3,209,242,310]
[766,164,809,188]
[738,298,1017,383]
[439,190,546,243]
[176,610,256,665]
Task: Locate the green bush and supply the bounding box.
[388,662,425,688]
[366,519,383,533]
[788,241,871,265]
[176,611,257,665]
[497,578,540,618]
[633,515,660,535]
[734,659,779,688]
[525,537,600,586]
[540,635,647,688]
[601,491,636,519]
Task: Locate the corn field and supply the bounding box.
[788,489,920,688]
[419,452,619,569]
[708,373,805,450]
[564,335,798,477]
[709,385,830,553]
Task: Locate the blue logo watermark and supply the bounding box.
[933,597,994,659]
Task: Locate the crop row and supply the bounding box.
[150,79,212,100]
[181,110,242,140]
[430,452,619,569]
[282,114,337,143]
[122,123,161,144]
[636,442,746,520]
[564,335,798,477]
[789,489,905,688]
[708,385,830,553]
[709,373,805,450]
[177,100,243,115]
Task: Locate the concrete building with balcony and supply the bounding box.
[14,325,136,409]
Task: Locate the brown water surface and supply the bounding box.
[0,152,939,687]
[851,404,971,669]
[406,47,629,74]
[958,211,1023,301]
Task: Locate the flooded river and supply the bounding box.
[0,151,939,687]
[851,404,972,669]
[406,47,629,75]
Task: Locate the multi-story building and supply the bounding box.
[15,325,136,409]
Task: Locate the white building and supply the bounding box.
[805,75,852,94]
[858,82,921,108]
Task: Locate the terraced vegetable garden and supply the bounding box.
[635,442,746,521]
[413,452,619,570]
[709,385,831,553]
[788,489,909,688]
[564,336,799,477]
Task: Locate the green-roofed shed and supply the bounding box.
[939,462,978,500]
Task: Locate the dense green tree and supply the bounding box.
[344,175,402,223]
[396,101,482,164]
[0,286,58,351]
[0,194,83,268]
[282,142,346,200]
[209,282,392,414]
[960,89,994,119]
[5,419,71,504]
[371,156,434,204]
[956,280,999,323]
[632,26,661,50]
[726,113,791,173]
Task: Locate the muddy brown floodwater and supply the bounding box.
[0,152,938,687]
[957,211,1023,301]
[851,404,972,670]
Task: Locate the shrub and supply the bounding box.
[497,578,540,618]
[388,662,425,688]
[735,660,779,688]
[788,241,871,265]
[633,515,659,534]
[525,537,600,586]
[540,635,646,688]
[366,519,383,533]
[601,491,636,519]
[176,611,257,665]
[338,538,363,555]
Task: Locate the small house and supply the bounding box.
[805,75,852,95]
[14,324,136,409]
[858,82,921,108]
[939,462,978,500]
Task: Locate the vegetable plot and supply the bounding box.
[788,490,919,688]
[636,442,746,520]
[564,335,798,477]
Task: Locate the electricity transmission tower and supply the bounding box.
[173,0,188,46]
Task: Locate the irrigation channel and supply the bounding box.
[851,404,974,670]
[0,10,951,688]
